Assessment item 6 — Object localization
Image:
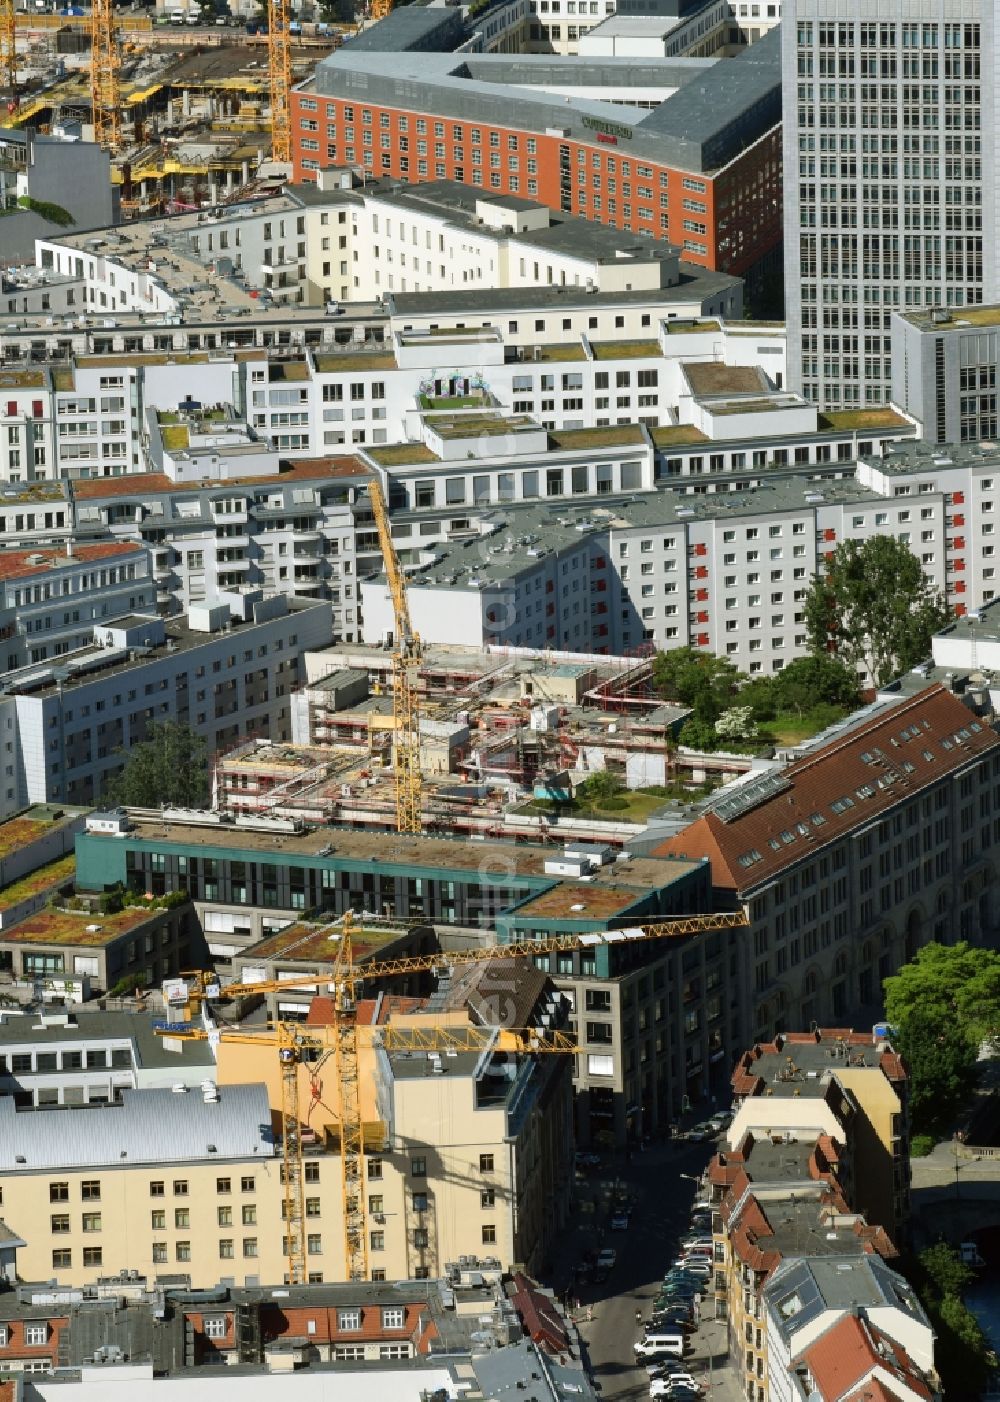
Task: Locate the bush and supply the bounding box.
[597,795,628,811]
[910,1134,937,1158]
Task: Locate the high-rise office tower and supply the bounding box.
[782,3,991,409]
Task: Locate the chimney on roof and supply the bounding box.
[66,539,75,560]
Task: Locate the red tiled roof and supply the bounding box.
[654,685,999,891]
[799,1315,930,1402]
[0,541,141,582]
[307,994,426,1027]
[70,455,369,500]
[510,1273,570,1356]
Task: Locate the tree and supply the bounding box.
[769,655,862,716]
[714,706,758,741]
[884,941,1000,1048]
[652,648,739,723]
[103,722,210,810]
[803,536,951,687]
[575,771,622,804]
[884,941,1000,1133]
[907,1244,993,1398]
[895,1005,977,1134]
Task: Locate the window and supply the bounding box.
[176,1241,191,1262]
[204,1317,228,1340]
[150,1180,165,1197]
[51,1214,70,1233]
[481,1188,496,1209]
[241,1176,255,1193]
[338,1309,362,1331]
[242,1205,257,1226]
[410,1156,426,1177]
[152,1243,167,1263]
[83,1248,102,1267]
[216,1177,231,1194]
[175,1208,190,1229]
[479,1154,495,1172]
[370,1230,385,1251]
[482,1224,497,1244]
[173,1180,188,1197]
[49,1182,68,1202]
[52,1250,71,1269]
[382,1308,405,1330]
[243,1238,258,1258]
[25,1325,47,1346]
[82,1213,101,1233]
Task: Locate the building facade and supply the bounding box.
[656,682,1000,1040]
[782,0,992,410]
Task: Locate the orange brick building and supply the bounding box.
[290,30,782,280]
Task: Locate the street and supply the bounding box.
[544,1139,743,1402]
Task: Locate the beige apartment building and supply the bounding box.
[0,1084,299,1289]
[214,1003,574,1282]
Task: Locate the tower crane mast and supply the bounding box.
[268,0,293,163]
[1,0,15,106]
[89,0,121,153]
[368,477,423,833]
[160,909,749,1285]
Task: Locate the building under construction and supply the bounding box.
[1,13,343,217]
[205,642,753,846]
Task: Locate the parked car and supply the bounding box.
[650,1379,702,1398]
[709,1110,733,1131]
[611,1211,631,1231]
[597,1247,617,1270]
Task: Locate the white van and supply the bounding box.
[634,1333,686,1359]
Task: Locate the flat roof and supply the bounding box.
[0,901,171,949]
[240,919,415,966]
[0,805,86,859]
[0,542,142,583]
[70,455,368,502]
[900,304,1000,332]
[83,815,698,893]
[0,1008,215,1070]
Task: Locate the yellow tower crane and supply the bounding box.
[268,0,293,163]
[368,477,422,833]
[370,0,393,21]
[1,0,15,107]
[160,909,748,1285]
[89,0,121,153]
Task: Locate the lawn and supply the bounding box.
[515,784,713,823]
[418,394,483,411]
[756,703,849,746]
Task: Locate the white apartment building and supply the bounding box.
[0,542,154,672]
[360,462,952,670]
[0,595,332,813]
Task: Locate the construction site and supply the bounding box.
[0,7,346,216]
[206,638,754,846]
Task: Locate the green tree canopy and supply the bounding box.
[803,535,951,686]
[575,771,622,803]
[884,940,1000,1047]
[103,721,210,810]
[884,941,1000,1133]
[652,647,739,723]
[895,1005,977,1134]
[908,1244,993,1398]
[769,654,862,715]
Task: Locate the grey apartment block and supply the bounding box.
[782,0,996,412]
[891,306,1000,445]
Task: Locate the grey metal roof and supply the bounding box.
[344,5,465,51]
[641,26,781,167]
[0,1084,275,1170]
[312,46,778,173]
[473,1338,598,1401]
[763,1256,929,1348]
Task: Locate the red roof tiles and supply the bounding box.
[654,685,999,891]
[510,1273,570,1356]
[799,1315,931,1402]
